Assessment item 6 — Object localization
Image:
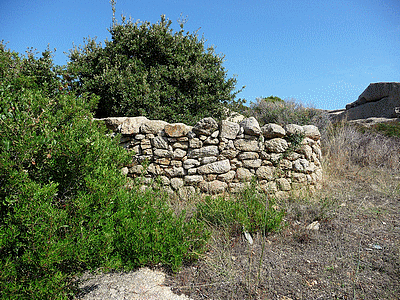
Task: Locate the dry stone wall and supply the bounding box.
[101,116,323,198]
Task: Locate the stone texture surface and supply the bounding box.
[119,116,148,134]
[346,82,400,109]
[234,139,260,152]
[151,136,169,149]
[345,96,400,120]
[284,124,304,136]
[199,180,228,194]
[192,117,218,136]
[239,117,261,136]
[264,138,288,153]
[188,146,219,159]
[343,82,400,120]
[256,166,275,180]
[164,123,192,137]
[74,267,192,300]
[100,116,323,196]
[140,120,169,134]
[303,125,321,140]
[261,123,286,138]
[220,120,240,139]
[197,159,231,174]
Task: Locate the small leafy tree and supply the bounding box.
[67,15,243,125]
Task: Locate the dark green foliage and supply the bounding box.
[196,181,285,236]
[0,44,209,299]
[0,44,128,299]
[260,95,284,103]
[282,132,305,159]
[67,15,242,125]
[112,187,209,272]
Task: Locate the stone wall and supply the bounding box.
[101,116,323,198]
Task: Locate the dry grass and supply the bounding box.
[244,98,331,129]
[166,121,400,300]
[323,121,400,173]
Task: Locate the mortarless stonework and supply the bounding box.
[100,116,323,198]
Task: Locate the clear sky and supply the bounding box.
[1,0,399,110]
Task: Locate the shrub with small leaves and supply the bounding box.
[68,15,243,125]
[0,43,210,299]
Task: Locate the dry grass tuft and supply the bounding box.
[322,121,400,176]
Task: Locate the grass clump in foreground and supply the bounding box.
[196,181,286,237]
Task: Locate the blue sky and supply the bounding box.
[1,0,399,110]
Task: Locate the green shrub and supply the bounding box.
[67,14,243,125]
[112,187,209,272]
[373,122,400,138]
[0,44,210,299]
[259,95,284,103]
[196,182,285,236]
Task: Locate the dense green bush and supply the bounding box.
[0,44,209,299]
[112,187,209,272]
[67,15,243,125]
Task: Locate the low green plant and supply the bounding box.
[373,122,400,138]
[282,132,305,159]
[195,181,285,236]
[260,95,285,103]
[112,187,209,272]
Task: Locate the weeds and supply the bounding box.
[111,187,210,272]
[372,121,400,138]
[195,182,286,236]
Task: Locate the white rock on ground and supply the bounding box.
[74,267,192,300]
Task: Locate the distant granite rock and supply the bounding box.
[344,82,400,120]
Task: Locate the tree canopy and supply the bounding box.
[67,15,243,125]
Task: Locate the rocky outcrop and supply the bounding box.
[101,116,323,198]
[344,82,400,120]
